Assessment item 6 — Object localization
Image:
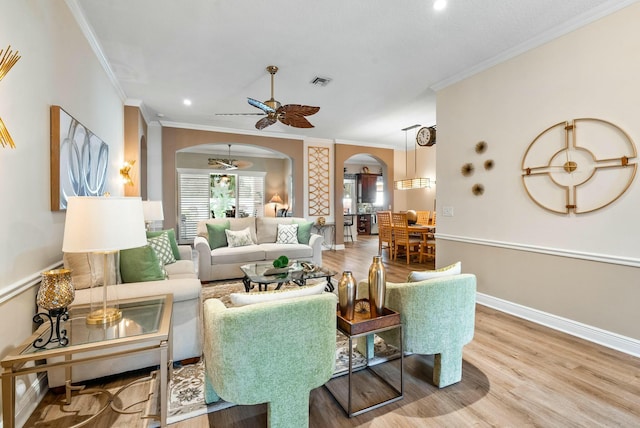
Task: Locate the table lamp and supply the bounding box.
[269,193,283,216]
[62,196,146,325]
[142,200,164,231]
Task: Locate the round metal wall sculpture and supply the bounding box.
[521,118,637,214]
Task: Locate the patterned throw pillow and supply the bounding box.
[147,232,177,266]
[225,227,254,248]
[276,223,299,244]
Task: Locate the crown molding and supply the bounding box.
[431,0,638,91]
[65,0,127,101]
[158,120,307,140]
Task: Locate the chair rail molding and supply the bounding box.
[436,233,640,268]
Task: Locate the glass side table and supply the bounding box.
[1,294,173,428]
[325,307,403,417]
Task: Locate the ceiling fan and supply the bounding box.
[208,144,253,170]
[217,65,320,130]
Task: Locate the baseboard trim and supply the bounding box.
[476,292,640,358]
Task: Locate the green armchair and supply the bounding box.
[202,293,338,428]
[358,273,476,388]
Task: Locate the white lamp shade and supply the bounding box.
[62,197,147,253]
[142,200,164,222]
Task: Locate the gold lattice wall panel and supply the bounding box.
[308,146,330,216]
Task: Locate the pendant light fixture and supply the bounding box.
[394,124,434,190]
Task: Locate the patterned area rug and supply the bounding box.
[148,280,399,426]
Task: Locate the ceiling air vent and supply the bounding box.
[310,76,332,87]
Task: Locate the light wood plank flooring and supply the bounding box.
[26,236,640,427]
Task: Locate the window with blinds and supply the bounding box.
[178,172,210,242]
[177,170,266,243]
[237,175,264,218]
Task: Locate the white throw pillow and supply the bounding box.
[230,282,325,306]
[225,227,254,248]
[276,223,299,244]
[407,261,462,282]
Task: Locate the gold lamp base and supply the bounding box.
[86,307,122,325]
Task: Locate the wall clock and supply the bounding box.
[416,126,436,146]
[521,118,637,214]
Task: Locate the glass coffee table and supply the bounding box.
[240,262,337,292]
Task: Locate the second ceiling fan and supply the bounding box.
[220,65,320,130]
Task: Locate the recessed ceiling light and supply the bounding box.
[434,0,447,11]
[156,113,165,117]
[183,99,192,106]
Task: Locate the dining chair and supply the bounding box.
[416,210,430,225]
[419,231,436,262]
[376,211,393,259]
[392,212,421,264]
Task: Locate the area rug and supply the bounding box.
[148,279,399,426]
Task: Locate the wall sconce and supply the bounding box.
[0,45,21,149]
[120,160,135,186]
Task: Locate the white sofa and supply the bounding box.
[47,245,202,388]
[194,217,323,282]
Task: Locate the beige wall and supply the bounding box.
[124,105,148,197]
[161,127,304,231]
[436,4,640,340]
[0,1,125,421]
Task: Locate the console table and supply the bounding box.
[312,222,336,250]
[1,294,173,427]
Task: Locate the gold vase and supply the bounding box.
[368,256,386,318]
[338,271,357,320]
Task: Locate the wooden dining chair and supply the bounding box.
[419,231,436,262]
[416,210,431,225]
[391,212,421,264]
[376,211,393,259]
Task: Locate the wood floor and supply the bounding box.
[26,236,640,427]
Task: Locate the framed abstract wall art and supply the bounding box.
[50,105,109,211]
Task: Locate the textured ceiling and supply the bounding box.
[72,0,634,149]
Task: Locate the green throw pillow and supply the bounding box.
[207,221,231,249]
[120,245,166,283]
[146,229,180,260]
[294,220,314,245]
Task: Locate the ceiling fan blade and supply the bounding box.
[215,112,266,116]
[255,116,277,130]
[248,97,275,113]
[280,104,320,117]
[214,160,235,169]
[279,114,315,128]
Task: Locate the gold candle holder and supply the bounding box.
[33,269,75,348]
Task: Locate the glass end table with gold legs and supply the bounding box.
[1,294,173,428]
